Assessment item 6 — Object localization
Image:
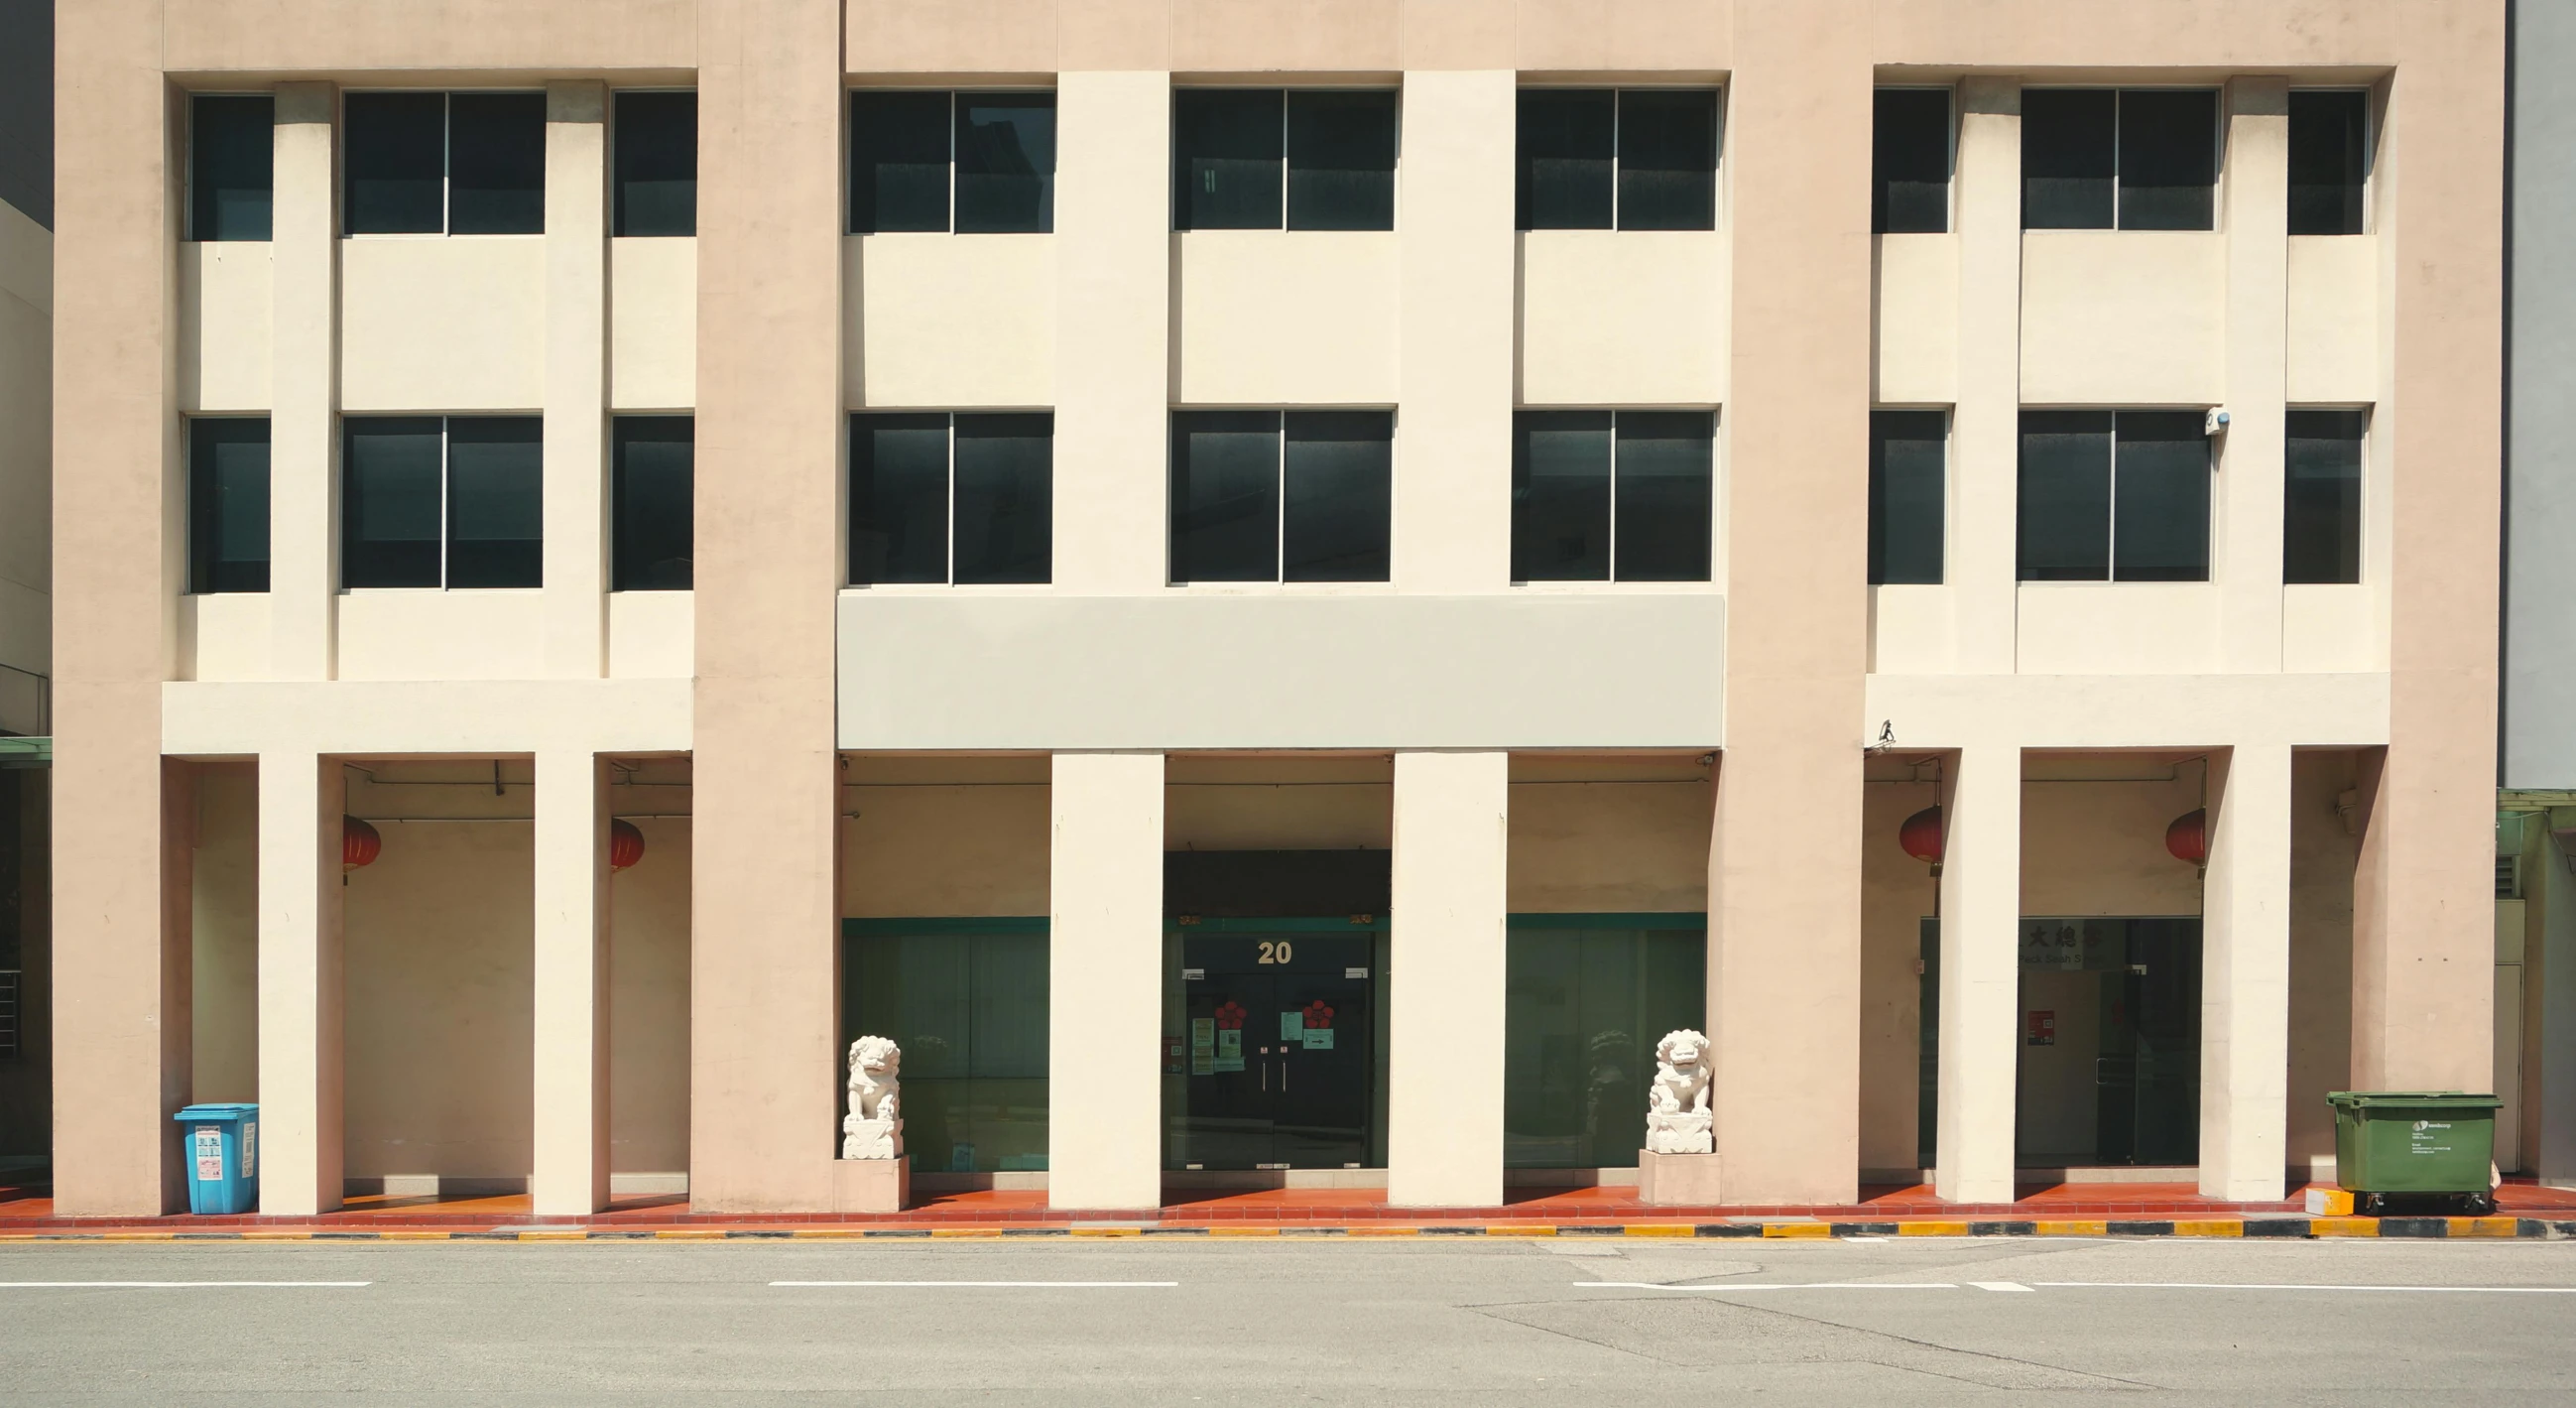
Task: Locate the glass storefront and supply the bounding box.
[1503,914,1707,1169]
[1163,918,1390,1171]
[841,918,1048,1174]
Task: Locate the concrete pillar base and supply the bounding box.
[1637,1151,1724,1207]
[833,1157,911,1214]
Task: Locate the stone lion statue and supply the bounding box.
[841,1035,904,1160]
[1646,1028,1714,1155]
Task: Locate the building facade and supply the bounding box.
[49,0,2504,1216]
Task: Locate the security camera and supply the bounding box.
[2204,407,2231,437]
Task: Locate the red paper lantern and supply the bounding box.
[2165,808,2210,866]
[609,819,647,871]
[1899,805,1945,869]
[341,816,382,873]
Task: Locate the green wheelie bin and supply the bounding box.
[2327,1090,2503,1214]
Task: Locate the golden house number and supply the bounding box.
[1257,941,1294,965]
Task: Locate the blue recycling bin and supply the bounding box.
[173,1103,259,1215]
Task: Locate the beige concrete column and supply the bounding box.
[1707,2,1872,1206]
[1396,69,1515,592]
[543,81,610,678]
[533,749,611,1214]
[270,81,338,682]
[2219,78,2289,672]
[2355,7,2505,1093]
[689,0,844,1213]
[1051,70,1168,593]
[256,753,345,1215]
[49,0,191,1216]
[1047,751,1165,1210]
[1934,743,2019,1203]
[1951,77,2020,673]
[2199,744,2291,1201]
[1387,751,1507,1208]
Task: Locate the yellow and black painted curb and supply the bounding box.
[4,1216,2571,1242]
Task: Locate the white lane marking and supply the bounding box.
[2033,1282,2576,1295]
[1581,1282,1959,1292]
[0,1281,370,1289]
[771,1280,1177,1288]
[1841,1236,1890,1243]
[1969,1281,2035,1293]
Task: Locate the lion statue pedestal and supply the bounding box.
[834,1035,910,1214]
[1638,1029,1723,1206]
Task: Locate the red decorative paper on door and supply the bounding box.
[2026,1010,2055,1046]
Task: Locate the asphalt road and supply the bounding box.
[2,1234,2572,1404]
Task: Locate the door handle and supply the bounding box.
[1261,1063,1268,1092]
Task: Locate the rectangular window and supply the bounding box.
[613,90,697,237]
[2284,409,2367,584]
[1518,89,1720,231]
[1169,411,1394,584]
[611,416,694,590]
[1504,917,1706,1170]
[851,90,1056,235]
[1873,88,1951,234]
[1174,89,1396,232]
[2023,89,2216,231]
[1869,410,1946,584]
[2288,90,2369,236]
[342,416,543,589]
[188,94,273,242]
[849,412,1054,586]
[188,418,272,593]
[2017,410,2210,581]
[1511,410,1714,582]
[345,91,546,236]
[844,920,1050,1175]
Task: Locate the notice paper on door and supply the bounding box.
[1301,1028,1334,1051]
[1281,1012,1305,1042]
[1215,1028,1244,1072]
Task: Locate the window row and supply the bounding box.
[1871,86,2371,235]
[1867,408,2368,586]
[188,407,2363,596]
[188,90,698,241]
[187,416,696,594]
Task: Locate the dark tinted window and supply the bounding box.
[1169,411,1282,581]
[2017,411,2113,579]
[851,91,951,233]
[1517,89,1615,230]
[344,92,446,235]
[614,91,697,237]
[446,93,546,235]
[2111,411,2209,579]
[2023,89,2115,229]
[1614,411,1713,579]
[1869,410,1946,584]
[1282,411,1393,581]
[612,416,694,589]
[1512,411,1613,580]
[189,95,274,242]
[849,413,951,583]
[2117,90,2216,231]
[1617,90,1718,231]
[1873,88,1950,234]
[1175,89,1285,231]
[953,413,1052,584]
[1286,90,1397,231]
[444,418,544,587]
[343,417,446,587]
[955,94,1055,234]
[2288,90,2368,236]
[2284,409,2366,583]
[188,418,272,593]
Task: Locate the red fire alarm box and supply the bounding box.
[2026,1010,2056,1046]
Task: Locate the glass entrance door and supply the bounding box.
[1168,929,1376,1170]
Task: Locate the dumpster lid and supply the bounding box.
[2325,1089,2503,1110]
[173,1103,259,1120]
